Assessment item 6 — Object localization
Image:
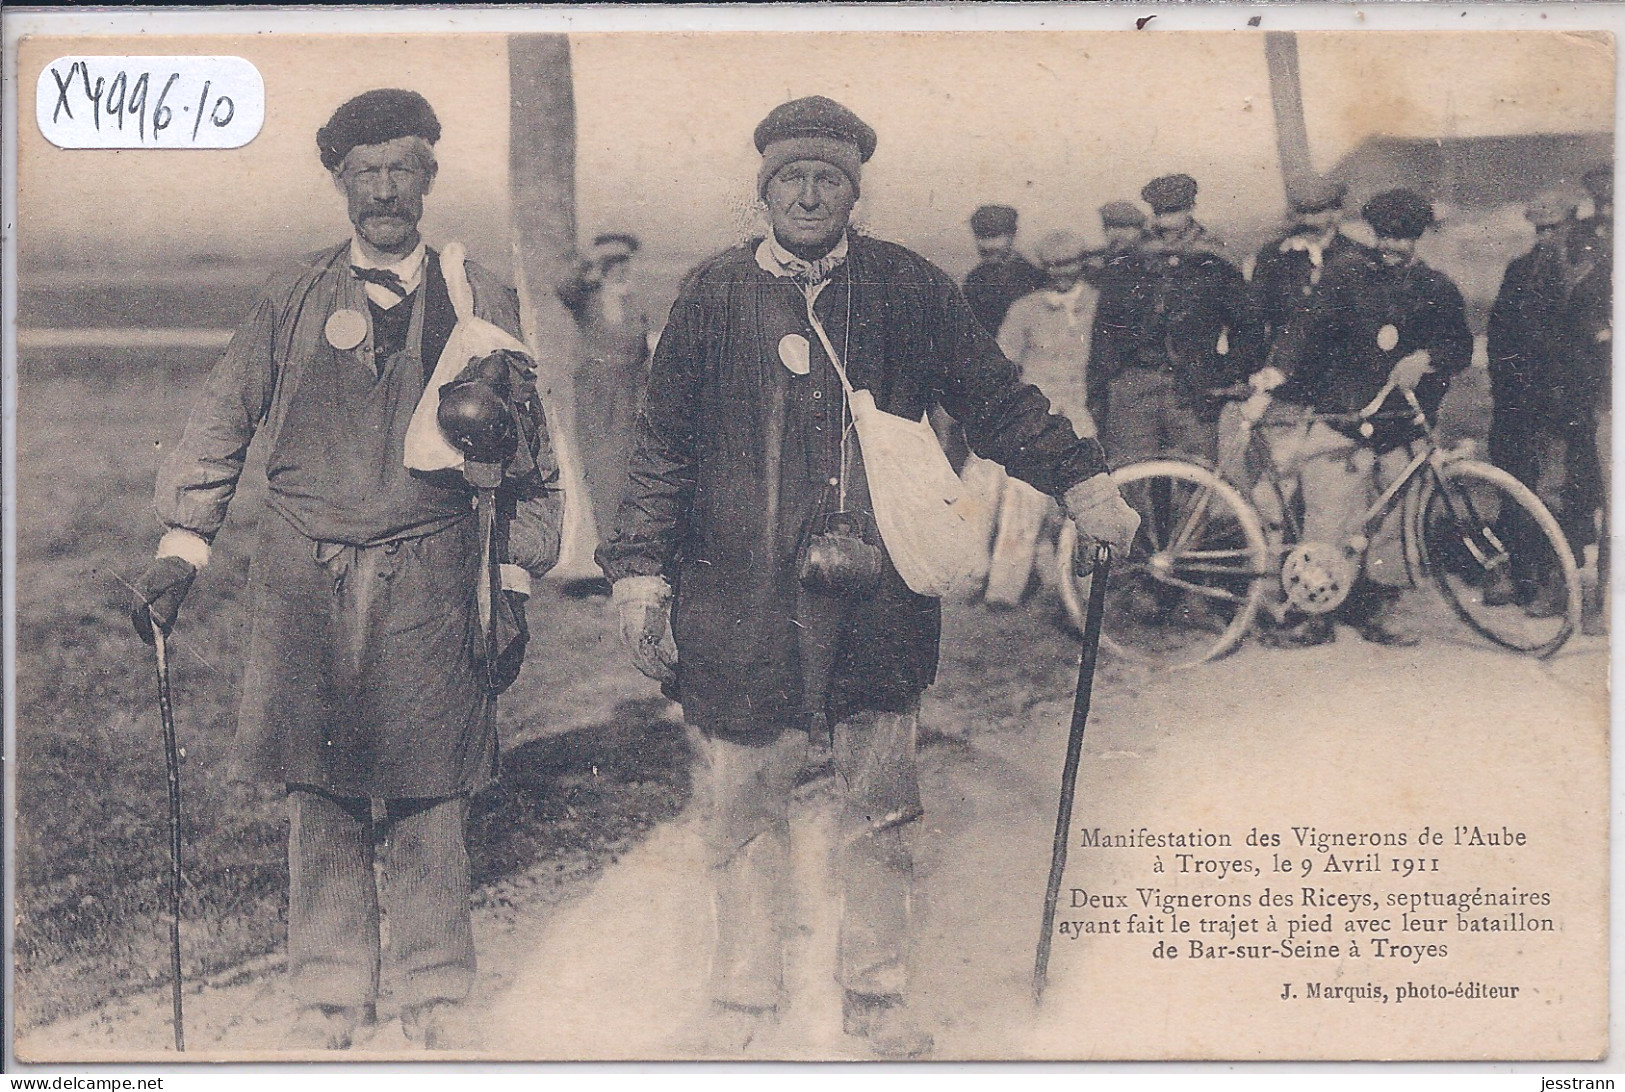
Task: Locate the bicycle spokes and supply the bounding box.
[1420,462,1579,657]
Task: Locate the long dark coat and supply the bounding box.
[599,234,1106,735]
[155,244,560,796]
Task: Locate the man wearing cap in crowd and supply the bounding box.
[1231,176,1370,642]
[1483,187,1591,617]
[557,231,652,593]
[982,229,1101,607]
[1566,164,1612,633]
[598,94,1138,1057]
[1261,188,1472,647]
[128,88,564,1049]
[1081,200,1148,433]
[948,204,1045,478]
[1102,173,1253,469]
[964,203,1045,337]
[1248,175,1363,358]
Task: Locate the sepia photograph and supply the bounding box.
[3,5,1616,1066]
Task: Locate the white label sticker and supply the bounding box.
[37,56,264,149]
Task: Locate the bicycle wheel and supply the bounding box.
[1056,459,1270,668]
[1416,458,1580,657]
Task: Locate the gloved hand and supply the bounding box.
[1249,366,1287,393]
[1387,349,1433,392]
[1062,473,1141,558]
[612,575,677,685]
[130,555,197,645]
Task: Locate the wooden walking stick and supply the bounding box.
[1033,541,1112,1004]
[149,621,186,1051]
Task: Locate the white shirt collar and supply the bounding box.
[757,232,848,279]
[349,238,427,308]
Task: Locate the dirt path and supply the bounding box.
[16,595,1609,1062]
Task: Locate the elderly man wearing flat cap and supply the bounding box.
[129,88,563,1050]
[1264,188,1473,647]
[1234,176,1372,643]
[599,95,1138,1058]
[1103,173,1254,469]
[1483,187,1598,618]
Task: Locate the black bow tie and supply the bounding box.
[351,265,409,300]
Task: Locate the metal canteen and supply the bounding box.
[437,351,519,463]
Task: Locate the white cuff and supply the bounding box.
[500,564,532,598]
[156,528,211,569]
[612,575,672,608]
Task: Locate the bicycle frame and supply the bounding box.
[1226,384,1469,587]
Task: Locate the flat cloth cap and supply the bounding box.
[754,95,875,197]
[1035,230,1089,268]
[1142,173,1199,215]
[1099,201,1147,228]
[970,205,1020,238]
[318,89,441,171]
[1287,174,1348,214]
[1362,189,1435,240]
[1526,189,1579,227]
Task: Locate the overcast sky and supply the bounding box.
[18,30,1614,277]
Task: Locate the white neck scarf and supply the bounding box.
[757,232,849,303]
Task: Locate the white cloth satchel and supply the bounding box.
[803,296,984,598]
[403,241,533,472]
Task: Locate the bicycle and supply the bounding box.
[1053,382,1583,668]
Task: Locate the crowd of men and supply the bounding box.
[963,163,1612,644]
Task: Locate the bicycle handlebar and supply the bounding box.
[1221,378,1431,432]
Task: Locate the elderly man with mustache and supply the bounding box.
[130,88,563,1051]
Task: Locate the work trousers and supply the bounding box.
[688,707,922,1010]
[287,786,475,1012]
[984,476,1056,607]
[1253,412,1411,589]
[1103,368,1218,467]
[1490,411,1600,591]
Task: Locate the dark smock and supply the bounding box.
[599,235,1106,736]
[963,253,1045,336]
[156,244,529,797]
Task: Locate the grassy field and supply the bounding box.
[12,347,689,1031]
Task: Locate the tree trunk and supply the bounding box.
[509,34,598,579]
[1264,31,1313,184]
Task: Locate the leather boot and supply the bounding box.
[674,1001,777,1057]
[842,991,934,1059]
[1345,585,1420,648]
[401,999,478,1051]
[1259,614,1335,649]
[279,1003,373,1051]
[1479,565,1521,607]
[1524,572,1569,619]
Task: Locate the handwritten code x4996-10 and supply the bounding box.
[36,56,264,149]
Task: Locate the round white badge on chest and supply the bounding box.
[326,309,368,351]
[779,333,811,375]
[1377,323,1400,352]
